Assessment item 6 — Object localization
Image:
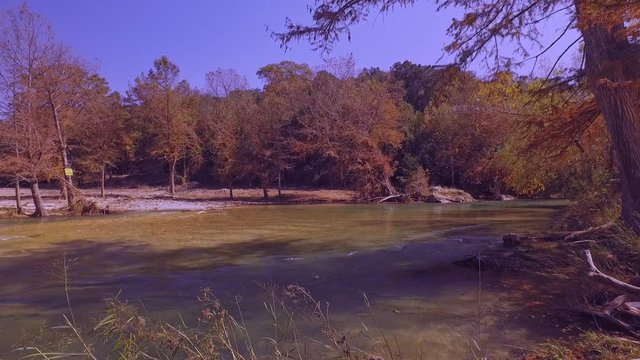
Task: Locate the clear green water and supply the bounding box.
[0,201,570,358]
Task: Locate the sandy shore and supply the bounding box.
[0,186,357,214]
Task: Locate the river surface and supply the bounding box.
[0,201,572,358]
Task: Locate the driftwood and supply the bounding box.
[564,222,614,241]
[377,194,407,203]
[587,295,640,338]
[584,250,640,294]
[582,250,640,337]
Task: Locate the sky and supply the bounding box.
[1,0,579,93]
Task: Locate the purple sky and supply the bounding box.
[1,1,579,93]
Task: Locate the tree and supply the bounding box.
[390,61,464,112]
[38,57,97,207]
[129,56,199,195]
[249,61,314,198]
[275,0,640,233]
[0,4,61,216]
[0,89,59,217]
[198,89,258,199]
[318,54,357,80]
[205,68,249,97]
[72,84,126,198]
[292,70,406,196]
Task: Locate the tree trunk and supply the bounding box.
[277,170,282,197]
[169,158,177,195]
[60,179,68,201]
[577,4,640,234]
[229,182,234,200]
[262,173,269,199]
[100,163,106,198]
[48,93,74,207]
[14,176,22,214]
[181,159,188,186]
[30,181,47,217]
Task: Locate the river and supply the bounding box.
[0,200,571,358]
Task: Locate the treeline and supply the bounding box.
[0,5,614,216]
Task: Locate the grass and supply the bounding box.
[14,283,401,360]
[526,331,640,360]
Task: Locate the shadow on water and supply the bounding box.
[0,201,579,358]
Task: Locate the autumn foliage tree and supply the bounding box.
[0,4,66,216]
[72,82,126,198]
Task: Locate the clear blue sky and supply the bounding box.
[1,1,578,93]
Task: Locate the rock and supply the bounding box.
[453,250,537,272]
[503,233,521,247]
[495,194,516,201]
[503,233,535,247]
[426,186,475,203]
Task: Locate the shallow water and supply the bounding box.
[0,201,572,358]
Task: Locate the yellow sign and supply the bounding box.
[64,168,74,176]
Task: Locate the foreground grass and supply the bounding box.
[526,332,640,360]
[16,285,398,360]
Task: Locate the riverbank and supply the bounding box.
[453,223,640,359]
[0,186,358,214]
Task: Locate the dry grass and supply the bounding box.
[15,284,396,360]
[525,332,640,360]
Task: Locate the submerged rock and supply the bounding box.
[503,233,521,247]
[426,186,475,203]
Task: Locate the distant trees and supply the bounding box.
[198,61,408,198]
[0,3,623,217]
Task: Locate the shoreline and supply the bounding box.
[0,186,359,215]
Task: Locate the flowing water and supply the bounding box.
[0,201,573,358]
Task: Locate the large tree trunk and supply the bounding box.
[577,4,640,234]
[100,163,106,198]
[49,94,74,207]
[14,176,22,214]
[30,181,47,217]
[169,158,177,195]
